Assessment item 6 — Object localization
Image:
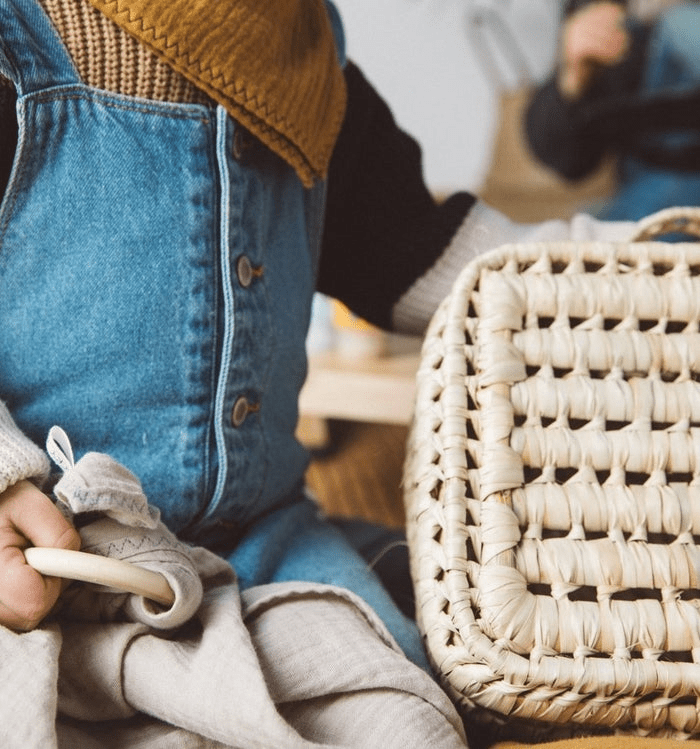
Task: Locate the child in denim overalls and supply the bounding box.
[0,0,634,713]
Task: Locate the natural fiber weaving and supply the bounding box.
[404,207,700,739]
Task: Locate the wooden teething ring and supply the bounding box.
[24,547,175,607]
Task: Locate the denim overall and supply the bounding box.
[0,0,427,667]
[599,5,700,221]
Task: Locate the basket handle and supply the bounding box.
[629,207,700,241]
[24,547,175,607]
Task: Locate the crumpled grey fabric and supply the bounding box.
[0,428,469,749]
[47,425,219,630]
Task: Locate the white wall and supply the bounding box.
[332,0,561,194]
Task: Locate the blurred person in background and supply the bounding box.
[525,0,700,220]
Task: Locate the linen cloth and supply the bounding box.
[0,431,467,748]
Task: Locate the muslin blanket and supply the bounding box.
[0,429,468,748]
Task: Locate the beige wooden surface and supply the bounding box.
[299,335,421,425]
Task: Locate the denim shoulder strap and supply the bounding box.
[0,0,80,95]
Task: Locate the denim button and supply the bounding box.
[236,255,253,288]
[231,396,250,427]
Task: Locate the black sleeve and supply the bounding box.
[318,61,475,330]
[0,78,17,199]
[524,79,607,181]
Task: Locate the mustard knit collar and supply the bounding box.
[86,0,347,187]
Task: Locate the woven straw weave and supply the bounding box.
[404,207,700,739]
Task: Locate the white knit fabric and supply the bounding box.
[0,401,51,494]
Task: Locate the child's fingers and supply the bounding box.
[1,479,80,551]
[0,481,80,630]
[0,547,62,630]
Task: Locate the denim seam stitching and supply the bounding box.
[208,105,235,518]
[29,86,211,123]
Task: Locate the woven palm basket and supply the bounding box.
[403,207,700,739]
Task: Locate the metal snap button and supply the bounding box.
[236,255,254,288]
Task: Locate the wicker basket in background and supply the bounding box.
[404,207,700,740]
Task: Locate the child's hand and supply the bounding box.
[0,480,80,630]
[558,2,630,99]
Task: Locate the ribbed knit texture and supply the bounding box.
[84,0,346,186]
[39,0,210,105]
